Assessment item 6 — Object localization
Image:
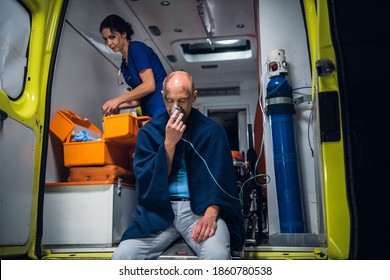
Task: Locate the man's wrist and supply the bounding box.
[205,205,220,219]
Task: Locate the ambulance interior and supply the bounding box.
[11,0,325,258]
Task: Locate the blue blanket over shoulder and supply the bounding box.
[121,109,245,251]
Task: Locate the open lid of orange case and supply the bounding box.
[50,109,103,142]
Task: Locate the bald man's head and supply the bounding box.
[161,71,198,122]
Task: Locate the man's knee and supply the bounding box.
[112,240,139,260]
[199,243,231,260]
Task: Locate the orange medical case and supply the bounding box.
[103,113,150,145]
[49,110,146,168]
[63,140,130,168]
[68,164,135,186]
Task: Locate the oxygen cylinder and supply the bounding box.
[266,49,304,233]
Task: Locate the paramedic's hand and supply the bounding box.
[191,205,219,243]
[102,97,121,115]
[165,110,186,146]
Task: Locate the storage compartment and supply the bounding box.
[50,109,102,142]
[103,113,150,145]
[42,183,137,247]
[63,140,130,168]
[68,164,134,185]
[49,110,133,168]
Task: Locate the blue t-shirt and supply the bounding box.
[120,41,167,117]
[168,157,190,198]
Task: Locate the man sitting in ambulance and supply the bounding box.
[112,71,244,260]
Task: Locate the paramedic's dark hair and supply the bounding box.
[99,14,134,40]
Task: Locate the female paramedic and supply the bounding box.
[99,14,167,118]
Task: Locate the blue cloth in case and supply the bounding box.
[73,129,98,141]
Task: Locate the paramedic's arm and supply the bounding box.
[102,68,155,114]
[118,99,140,110]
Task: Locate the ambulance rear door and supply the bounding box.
[0,0,66,259]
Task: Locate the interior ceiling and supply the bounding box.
[123,0,258,88]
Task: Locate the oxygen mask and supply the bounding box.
[169,103,183,121]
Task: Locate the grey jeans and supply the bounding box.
[112,200,231,260]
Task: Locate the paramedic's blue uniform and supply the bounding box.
[120,41,166,117]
